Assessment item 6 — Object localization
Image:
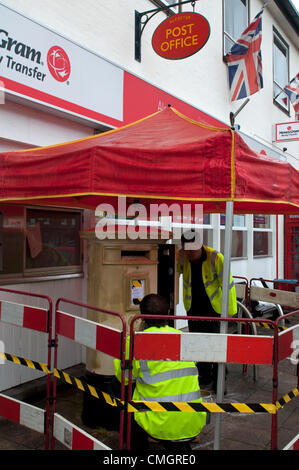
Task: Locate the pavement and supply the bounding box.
[0,316,298,453]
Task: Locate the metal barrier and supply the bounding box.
[249,278,299,322]
[125,314,286,450]
[52,298,127,450]
[0,291,298,451]
[0,287,52,449]
[0,393,46,435]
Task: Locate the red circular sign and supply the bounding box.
[47,46,71,82]
[152,12,210,60]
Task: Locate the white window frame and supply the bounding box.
[253,215,274,258]
[273,28,289,113]
[223,0,249,56]
[220,214,248,260]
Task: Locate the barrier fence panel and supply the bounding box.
[0,287,52,449]
[53,298,126,450]
[53,413,111,450]
[271,310,299,450]
[133,330,274,365]
[249,278,299,311]
[0,393,46,435]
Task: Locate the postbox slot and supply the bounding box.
[121,250,148,258]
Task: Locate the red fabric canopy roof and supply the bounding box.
[0,107,298,214]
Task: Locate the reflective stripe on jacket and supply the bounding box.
[178,245,237,316]
[114,325,206,441]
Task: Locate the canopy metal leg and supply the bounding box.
[213,201,234,450]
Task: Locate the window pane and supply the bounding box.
[224,0,248,54]
[160,0,179,12]
[220,230,247,258]
[253,214,270,229]
[220,215,246,226]
[273,32,289,109]
[26,209,81,269]
[273,37,288,88]
[203,228,213,246]
[253,232,272,256]
[203,214,211,225]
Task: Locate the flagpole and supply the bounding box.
[229,98,250,129]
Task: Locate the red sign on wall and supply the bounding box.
[152,12,210,60]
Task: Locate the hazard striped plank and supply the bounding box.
[53,413,111,450]
[0,393,45,434]
[56,310,122,358]
[0,300,48,332]
[125,400,277,414]
[134,332,274,365]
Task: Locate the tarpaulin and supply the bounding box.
[0,107,298,214]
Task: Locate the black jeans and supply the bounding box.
[187,313,220,387]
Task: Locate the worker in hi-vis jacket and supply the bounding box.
[178,230,237,392]
[114,294,206,451]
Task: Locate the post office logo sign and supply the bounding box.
[47,45,71,82]
[152,12,210,60]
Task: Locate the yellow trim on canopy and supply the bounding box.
[170,107,230,132]
[0,192,298,210]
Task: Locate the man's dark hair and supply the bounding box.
[140,294,169,328]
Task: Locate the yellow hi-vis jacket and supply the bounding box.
[114,325,206,441]
[178,245,237,316]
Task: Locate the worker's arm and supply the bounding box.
[177,249,184,275]
[216,252,237,316]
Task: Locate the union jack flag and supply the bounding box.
[283,73,299,114]
[226,8,265,101]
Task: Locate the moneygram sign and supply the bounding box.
[0,2,123,126]
[152,12,210,60]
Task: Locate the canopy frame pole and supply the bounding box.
[213,200,234,450]
[229,98,250,129]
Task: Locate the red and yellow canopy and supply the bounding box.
[0,107,298,214]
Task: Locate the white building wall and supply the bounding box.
[4,0,298,160]
[0,0,298,385]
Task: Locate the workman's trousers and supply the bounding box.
[187,311,220,390]
[129,417,193,451]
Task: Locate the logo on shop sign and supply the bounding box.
[152,12,210,60]
[47,46,71,82]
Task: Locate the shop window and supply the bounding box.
[253,214,272,257]
[220,214,247,258]
[26,209,82,274]
[0,205,82,278]
[273,29,289,113]
[223,0,249,56]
